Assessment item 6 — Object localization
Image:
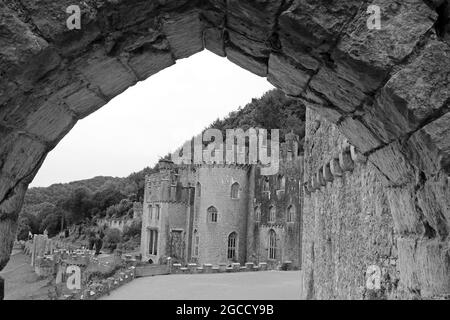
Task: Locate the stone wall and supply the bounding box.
[247,156,303,268]
[196,165,250,265]
[302,109,437,299]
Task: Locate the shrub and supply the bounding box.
[103,228,122,252]
[122,219,142,241]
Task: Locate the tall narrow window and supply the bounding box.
[155,204,160,220]
[193,230,200,257]
[196,182,201,197]
[254,206,261,222]
[148,204,153,220]
[227,232,237,260]
[278,175,285,191]
[207,206,218,223]
[263,177,270,191]
[148,229,158,255]
[269,205,276,222]
[287,205,295,223]
[268,229,277,260]
[231,182,240,199]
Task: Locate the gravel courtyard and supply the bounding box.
[102,271,302,300]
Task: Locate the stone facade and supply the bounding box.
[141,138,303,268]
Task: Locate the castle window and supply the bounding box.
[269,205,276,223]
[148,205,153,220]
[193,230,199,257]
[227,232,237,261]
[148,229,158,255]
[254,206,261,222]
[231,182,240,199]
[155,205,160,220]
[196,182,201,197]
[287,205,295,223]
[277,175,285,191]
[262,177,270,192]
[207,206,218,223]
[268,230,277,260]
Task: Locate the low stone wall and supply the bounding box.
[170,261,294,275]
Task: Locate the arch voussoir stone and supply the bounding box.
[0,0,449,298]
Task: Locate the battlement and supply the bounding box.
[303,141,367,195]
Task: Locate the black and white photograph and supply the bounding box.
[0,0,449,308]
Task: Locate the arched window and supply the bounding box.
[263,177,270,191]
[254,206,261,222]
[148,204,153,220]
[148,229,158,255]
[287,205,295,223]
[278,175,285,191]
[207,206,218,223]
[227,232,237,261]
[269,205,276,222]
[268,229,277,260]
[193,230,199,257]
[231,182,240,199]
[196,182,201,197]
[155,204,160,220]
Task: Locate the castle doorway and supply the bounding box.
[169,230,184,261]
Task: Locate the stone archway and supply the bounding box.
[0,0,449,298]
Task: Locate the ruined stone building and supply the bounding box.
[140,134,303,267]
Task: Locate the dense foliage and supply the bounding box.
[208,89,306,144]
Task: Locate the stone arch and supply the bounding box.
[0,0,449,298]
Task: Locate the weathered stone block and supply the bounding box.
[416,174,450,239]
[268,54,311,96]
[338,117,383,154]
[204,28,225,57]
[397,237,450,297]
[309,67,367,113]
[0,134,46,200]
[65,88,106,119]
[127,49,175,81]
[334,0,437,93]
[279,0,362,52]
[368,141,416,186]
[386,186,427,235]
[227,0,283,41]
[78,51,136,98]
[300,90,343,124]
[25,100,76,143]
[0,2,59,85]
[375,41,450,139]
[406,112,450,176]
[226,47,268,77]
[162,10,204,59]
[228,30,269,59]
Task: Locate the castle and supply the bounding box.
[140,132,303,268]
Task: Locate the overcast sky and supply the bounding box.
[30,51,274,187]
